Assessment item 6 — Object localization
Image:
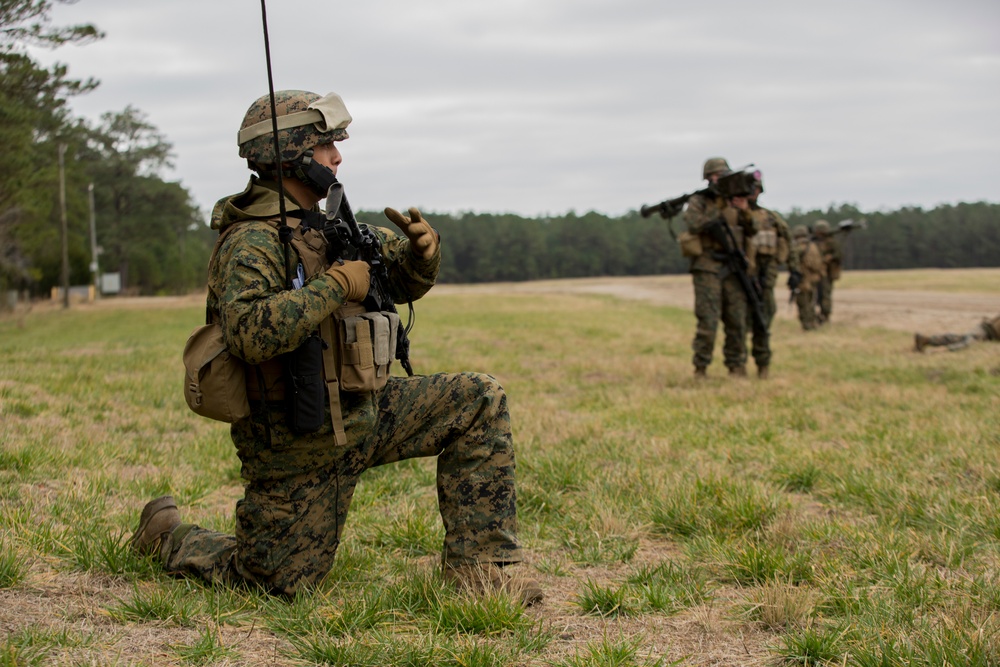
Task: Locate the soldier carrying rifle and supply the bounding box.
[642,158,762,379]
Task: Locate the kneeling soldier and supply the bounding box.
[132,90,541,605]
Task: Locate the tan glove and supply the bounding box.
[325,259,370,302]
[383,206,439,260]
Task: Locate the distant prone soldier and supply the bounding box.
[914,314,1000,352]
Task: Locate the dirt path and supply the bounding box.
[12,273,996,336]
[435,275,999,334]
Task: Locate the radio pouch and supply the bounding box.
[285,334,327,433]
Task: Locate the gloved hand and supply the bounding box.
[787,270,803,291]
[383,206,439,260]
[325,259,371,302]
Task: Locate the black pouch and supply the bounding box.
[286,334,326,433]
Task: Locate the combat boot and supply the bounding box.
[130,495,181,557]
[693,366,707,380]
[728,366,747,378]
[443,561,543,607]
[914,334,929,353]
[757,366,769,379]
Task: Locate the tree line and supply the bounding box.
[357,201,1000,284]
[1,0,214,300]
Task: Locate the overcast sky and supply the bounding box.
[29,0,1000,220]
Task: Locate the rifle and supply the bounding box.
[706,218,769,334]
[321,181,414,376]
[787,270,803,305]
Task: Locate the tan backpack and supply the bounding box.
[182,226,250,423]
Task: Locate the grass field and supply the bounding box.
[1,270,999,666]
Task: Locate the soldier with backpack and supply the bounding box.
[790,225,825,331]
[130,90,541,605]
[683,157,758,379]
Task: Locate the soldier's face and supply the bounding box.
[312,142,342,175]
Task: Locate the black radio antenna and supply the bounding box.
[259,0,293,281]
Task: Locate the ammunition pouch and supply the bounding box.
[752,229,778,256]
[334,304,399,393]
[678,231,703,258]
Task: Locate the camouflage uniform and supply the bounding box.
[746,203,799,371]
[915,314,1000,352]
[684,192,757,372]
[159,180,523,596]
[814,222,842,324]
[791,226,825,330]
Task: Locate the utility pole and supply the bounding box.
[58,142,69,309]
[88,182,100,300]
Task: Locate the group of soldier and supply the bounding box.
[129,88,991,611]
[682,157,842,379]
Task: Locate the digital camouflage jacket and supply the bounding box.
[207,177,440,366]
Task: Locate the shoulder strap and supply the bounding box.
[205,224,244,325]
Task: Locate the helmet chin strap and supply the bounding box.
[255,148,338,199]
[290,149,338,198]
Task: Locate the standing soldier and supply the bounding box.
[130,90,541,605]
[813,220,842,325]
[745,171,799,378]
[790,225,825,330]
[914,314,1000,352]
[682,157,757,378]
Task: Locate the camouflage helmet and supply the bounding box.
[813,219,831,235]
[702,157,730,179]
[792,225,809,238]
[238,90,352,165]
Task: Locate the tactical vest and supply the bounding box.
[220,216,396,447]
[749,208,790,264]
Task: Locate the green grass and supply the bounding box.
[1,271,999,665]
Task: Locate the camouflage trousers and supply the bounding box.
[692,269,748,370]
[160,372,522,596]
[795,286,818,330]
[747,257,779,369]
[818,275,834,320]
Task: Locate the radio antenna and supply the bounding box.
[259,0,288,232]
[258,0,292,282]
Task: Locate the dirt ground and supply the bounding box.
[10,273,997,336]
[434,274,999,335]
